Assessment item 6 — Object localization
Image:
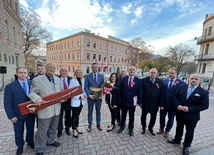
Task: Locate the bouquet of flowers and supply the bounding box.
[102,80,114,95]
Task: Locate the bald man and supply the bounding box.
[29,63,61,155]
[167,74,209,155]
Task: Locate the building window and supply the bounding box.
[12,55,14,63]
[99,42,102,50]
[72,53,75,60]
[0,53,2,61]
[77,39,80,47]
[93,41,96,48]
[208,26,212,36]
[87,53,90,61]
[198,63,201,73]
[103,55,106,61]
[4,54,7,62]
[118,48,120,53]
[110,56,112,62]
[86,67,90,73]
[5,20,9,39]
[64,43,66,49]
[68,42,71,48]
[104,44,107,51]
[72,41,75,47]
[64,53,66,60]
[122,57,124,63]
[9,56,11,64]
[98,54,101,61]
[114,56,116,62]
[110,45,113,51]
[114,47,117,52]
[61,43,63,50]
[77,52,79,59]
[68,53,70,59]
[87,39,90,47]
[93,53,96,61]
[202,63,206,73]
[13,27,16,44]
[68,66,70,72]
[205,44,209,55]
[73,66,75,72]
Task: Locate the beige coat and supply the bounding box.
[28,74,61,119]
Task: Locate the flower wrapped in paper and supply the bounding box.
[89,87,102,100]
[102,80,114,95]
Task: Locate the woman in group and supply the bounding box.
[69,68,87,138]
[105,73,120,132]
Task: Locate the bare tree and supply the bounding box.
[126,37,146,66]
[20,7,52,65]
[165,43,195,75]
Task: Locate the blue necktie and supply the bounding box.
[168,80,173,89]
[22,82,27,95]
[187,86,194,99]
[50,77,55,88]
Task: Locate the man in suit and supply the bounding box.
[117,69,127,126]
[28,63,62,155]
[157,67,185,138]
[141,68,164,136]
[117,66,142,136]
[30,64,45,80]
[57,67,72,137]
[167,74,209,155]
[84,63,104,132]
[4,67,35,155]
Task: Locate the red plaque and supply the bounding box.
[18,86,82,116]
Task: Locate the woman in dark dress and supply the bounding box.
[105,73,120,132]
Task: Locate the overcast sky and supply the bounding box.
[19,0,214,55]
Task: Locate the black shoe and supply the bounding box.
[47,141,60,147]
[16,147,23,155]
[87,125,91,132]
[73,130,78,138]
[65,129,71,135]
[182,147,189,155]
[141,128,145,134]
[167,139,181,145]
[76,129,83,134]
[149,128,155,136]
[97,125,103,131]
[36,153,44,155]
[57,132,62,138]
[107,124,115,132]
[117,128,123,133]
[129,130,134,136]
[27,142,35,148]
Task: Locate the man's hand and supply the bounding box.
[35,98,44,107]
[89,95,95,99]
[160,106,164,110]
[80,95,86,100]
[182,106,189,112]
[177,105,183,111]
[10,117,17,123]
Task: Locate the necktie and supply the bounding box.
[50,77,55,88]
[128,77,132,89]
[187,86,194,99]
[22,82,27,94]
[151,79,154,84]
[94,73,97,84]
[168,80,173,89]
[63,79,68,90]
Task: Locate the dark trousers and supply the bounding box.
[58,101,71,132]
[120,106,136,130]
[175,115,198,147]
[71,104,83,130]
[159,108,175,132]
[108,103,117,125]
[141,111,157,129]
[13,114,35,147]
[116,102,122,124]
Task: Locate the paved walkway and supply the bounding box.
[0,87,214,155]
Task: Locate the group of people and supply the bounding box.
[4,62,209,155]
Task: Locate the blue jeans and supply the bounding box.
[87,98,102,126]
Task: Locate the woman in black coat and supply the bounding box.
[105,73,120,132]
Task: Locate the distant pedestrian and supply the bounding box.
[203,77,209,89]
[167,74,209,155]
[4,67,35,155]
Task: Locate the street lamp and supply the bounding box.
[149,45,155,53]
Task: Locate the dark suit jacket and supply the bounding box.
[173,84,209,121]
[105,82,120,107]
[163,78,185,110]
[84,72,104,97]
[4,80,32,119]
[120,76,142,107]
[141,76,164,113]
[58,75,72,104]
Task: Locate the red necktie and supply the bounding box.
[128,77,132,89]
[63,79,68,90]
[94,73,97,84]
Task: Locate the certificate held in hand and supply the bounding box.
[18,86,82,116]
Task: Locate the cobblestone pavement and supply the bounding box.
[0,87,214,155]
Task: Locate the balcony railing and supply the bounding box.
[197,32,214,44]
[194,54,214,61]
